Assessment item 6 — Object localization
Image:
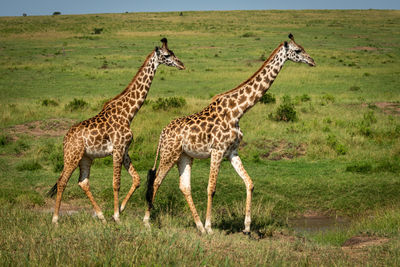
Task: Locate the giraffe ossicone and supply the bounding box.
[144,34,316,234]
[48,38,184,224]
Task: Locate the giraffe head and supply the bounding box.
[284,33,316,67]
[155,38,185,70]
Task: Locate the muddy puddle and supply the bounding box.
[289,214,350,233]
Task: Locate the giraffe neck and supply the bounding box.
[214,43,287,121]
[103,50,158,123]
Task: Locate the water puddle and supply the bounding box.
[289,214,350,233]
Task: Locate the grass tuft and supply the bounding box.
[65,98,89,111]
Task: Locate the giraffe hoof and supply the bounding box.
[143,220,151,229]
[243,231,251,236]
[119,205,125,213]
[205,228,214,235]
[112,216,121,224]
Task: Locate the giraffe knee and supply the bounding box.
[248,181,254,192]
[179,184,191,196]
[78,178,90,191]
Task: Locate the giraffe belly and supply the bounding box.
[182,144,211,159]
[85,141,114,158]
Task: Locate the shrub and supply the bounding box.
[275,103,297,122]
[14,140,30,154]
[152,97,186,111]
[93,28,103,34]
[346,162,373,173]
[241,32,257,38]
[299,94,311,102]
[52,12,61,15]
[349,86,361,91]
[363,111,377,125]
[65,98,88,111]
[41,99,59,107]
[17,160,42,171]
[269,95,297,122]
[0,134,11,146]
[326,134,347,155]
[259,93,276,104]
[320,94,335,105]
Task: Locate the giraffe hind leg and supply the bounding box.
[78,156,106,223]
[143,152,180,228]
[52,147,83,224]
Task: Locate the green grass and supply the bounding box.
[0,9,399,265]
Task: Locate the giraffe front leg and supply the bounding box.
[205,150,223,234]
[112,150,123,223]
[120,153,140,213]
[229,154,254,234]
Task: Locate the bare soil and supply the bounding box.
[350,46,378,51]
[7,118,76,139]
[260,139,307,160]
[342,235,390,259]
[37,198,91,216]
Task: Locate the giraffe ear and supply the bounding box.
[284,41,288,49]
[160,37,168,49]
[155,46,160,56]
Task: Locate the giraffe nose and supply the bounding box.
[308,58,316,67]
[178,62,185,70]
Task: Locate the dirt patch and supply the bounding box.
[342,235,390,259]
[363,102,400,116]
[36,198,91,216]
[350,46,378,51]
[260,139,306,160]
[7,118,76,139]
[374,102,400,116]
[289,211,350,233]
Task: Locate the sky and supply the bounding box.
[0,0,399,17]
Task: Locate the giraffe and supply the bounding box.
[48,38,185,224]
[143,34,315,234]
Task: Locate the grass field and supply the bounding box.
[0,9,399,265]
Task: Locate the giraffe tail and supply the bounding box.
[47,183,58,198]
[146,131,163,208]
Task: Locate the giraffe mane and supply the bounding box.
[211,42,285,102]
[102,50,156,110]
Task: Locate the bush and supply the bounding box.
[349,86,361,91]
[268,95,298,122]
[346,162,373,173]
[41,99,59,107]
[93,28,103,34]
[358,111,377,137]
[65,98,88,111]
[152,97,186,111]
[241,32,257,38]
[299,94,311,102]
[326,134,347,155]
[260,93,276,104]
[17,160,42,171]
[0,134,11,146]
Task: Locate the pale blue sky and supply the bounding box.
[0,0,399,17]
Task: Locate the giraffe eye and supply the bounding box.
[295,50,301,54]
[164,54,171,58]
